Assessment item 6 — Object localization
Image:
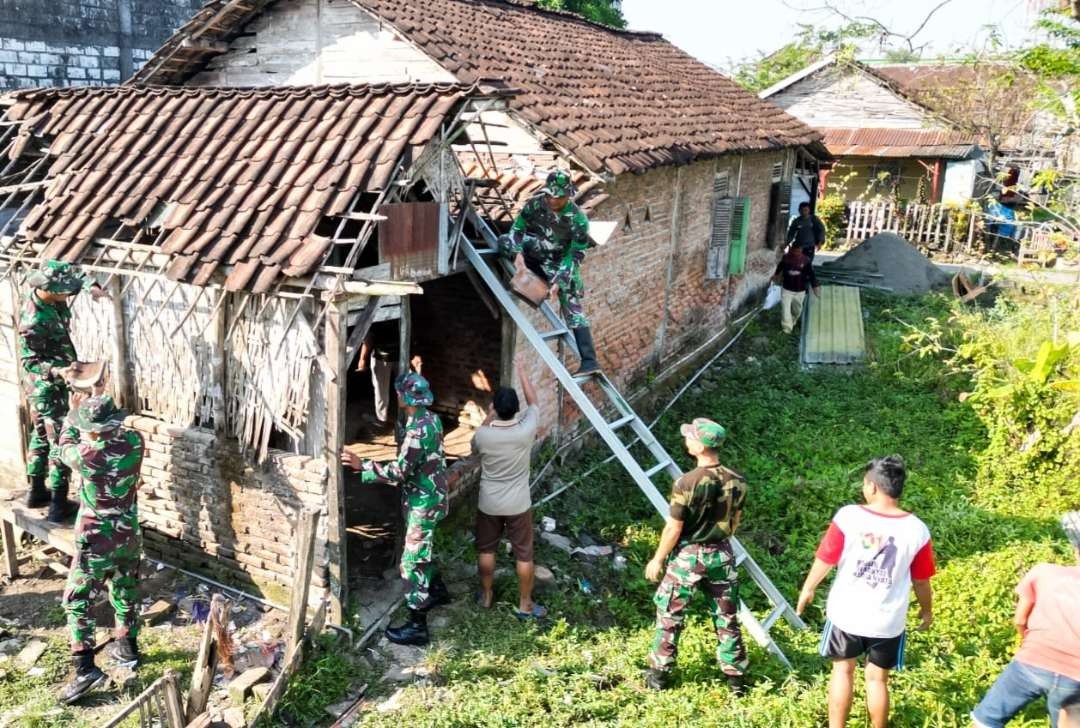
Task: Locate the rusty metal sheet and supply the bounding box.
[379,202,445,281]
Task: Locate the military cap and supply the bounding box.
[680,417,727,448]
[541,169,576,199]
[26,260,85,295]
[70,394,127,433]
[395,372,434,407]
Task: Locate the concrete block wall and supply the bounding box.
[0,0,201,89]
[130,415,331,606]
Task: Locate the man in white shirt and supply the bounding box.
[472,361,545,619]
[797,455,936,728]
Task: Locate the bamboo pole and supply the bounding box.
[323,298,348,624]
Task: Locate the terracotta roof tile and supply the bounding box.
[132,0,820,176]
[5,82,472,292]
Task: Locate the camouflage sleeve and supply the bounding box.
[552,207,590,289]
[730,478,747,533]
[360,424,424,486]
[56,421,83,471]
[507,199,537,252]
[17,301,52,374]
[668,475,690,521]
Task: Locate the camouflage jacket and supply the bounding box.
[508,195,592,289]
[18,288,86,376]
[669,464,747,545]
[57,425,145,520]
[361,407,448,511]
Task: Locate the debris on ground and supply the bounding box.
[228,665,271,705]
[539,531,574,553]
[140,598,175,626]
[15,639,47,669]
[819,232,952,294]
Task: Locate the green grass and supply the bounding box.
[343,291,1077,727]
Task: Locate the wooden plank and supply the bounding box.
[185,595,228,721]
[1,503,75,555]
[323,299,348,625]
[108,277,132,409]
[1,519,17,579]
[286,508,320,662]
[210,293,228,432]
[343,296,381,368]
[163,671,185,728]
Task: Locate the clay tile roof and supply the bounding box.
[457,152,608,223]
[5,82,473,292]
[133,0,821,176]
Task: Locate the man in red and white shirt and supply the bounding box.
[797,455,936,728]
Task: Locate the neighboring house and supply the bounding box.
[0,0,201,89]
[0,0,823,619]
[761,57,1058,204]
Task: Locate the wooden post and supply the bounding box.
[499,313,515,387]
[210,291,228,432]
[398,295,411,376]
[1,519,17,579]
[108,277,132,409]
[323,298,348,625]
[162,670,185,728]
[286,507,320,662]
[185,594,228,721]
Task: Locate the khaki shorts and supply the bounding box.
[475,510,534,562]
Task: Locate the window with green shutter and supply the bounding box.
[727,197,751,275]
[706,173,732,280]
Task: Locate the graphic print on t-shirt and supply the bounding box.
[853,534,899,588]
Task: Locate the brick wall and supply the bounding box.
[512,150,792,441]
[411,273,502,424]
[0,0,200,89]
[130,415,331,607]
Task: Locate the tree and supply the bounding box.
[536,0,626,28]
[733,21,876,91]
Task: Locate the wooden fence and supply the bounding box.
[845,200,979,252]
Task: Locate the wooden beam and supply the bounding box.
[185,595,228,721]
[108,277,132,410]
[285,508,320,662]
[180,39,230,54]
[162,671,185,728]
[338,212,388,222]
[323,299,348,625]
[1,520,17,580]
[343,296,381,368]
[209,292,228,432]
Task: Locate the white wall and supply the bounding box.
[189,0,457,87]
[769,65,934,130]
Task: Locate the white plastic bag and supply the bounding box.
[764,283,782,310]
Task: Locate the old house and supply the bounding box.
[0,0,822,622]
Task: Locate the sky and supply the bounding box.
[621,0,1047,71]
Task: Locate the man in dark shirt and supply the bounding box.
[773,244,821,335]
[644,418,748,693]
[786,202,826,262]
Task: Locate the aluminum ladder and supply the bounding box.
[458,204,806,668]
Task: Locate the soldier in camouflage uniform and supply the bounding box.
[644,418,749,693]
[501,169,601,375]
[341,372,450,646]
[56,393,145,704]
[18,259,110,522]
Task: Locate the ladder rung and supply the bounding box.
[644,460,673,478]
[541,329,569,340]
[763,605,785,631]
[477,247,500,256]
[608,414,637,430]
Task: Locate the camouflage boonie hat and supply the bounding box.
[26,260,84,294]
[70,395,127,433]
[395,372,434,407]
[680,418,726,448]
[541,169,576,199]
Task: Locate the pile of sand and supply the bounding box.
[820,232,951,295]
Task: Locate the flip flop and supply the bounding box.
[475,590,493,609]
[515,603,548,620]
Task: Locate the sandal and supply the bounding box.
[515,603,548,620]
[475,590,493,609]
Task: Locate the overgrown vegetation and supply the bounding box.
[535,0,625,28]
[338,286,1078,727]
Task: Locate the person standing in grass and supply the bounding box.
[644,418,748,693]
[970,512,1080,728]
[797,455,936,728]
[471,359,545,619]
[772,242,820,335]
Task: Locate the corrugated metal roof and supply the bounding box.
[821,127,977,160]
[800,285,866,366]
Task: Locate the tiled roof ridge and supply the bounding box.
[14,81,480,103]
[436,0,664,38]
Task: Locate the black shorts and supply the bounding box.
[819,621,906,670]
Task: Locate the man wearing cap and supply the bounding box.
[341,372,451,646]
[18,259,110,522]
[502,169,600,376]
[644,418,748,692]
[55,391,145,704]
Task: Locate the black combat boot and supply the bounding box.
[725,674,745,696]
[46,484,79,524]
[385,609,429,646]
[25,474,50,508]
[572,327,601,376]
[59,651,106,705]
[106,637,140,669]
[644,668,668,691]
[424,574,452,610]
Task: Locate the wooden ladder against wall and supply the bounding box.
[453,183,806,668]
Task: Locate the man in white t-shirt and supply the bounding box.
[797,455,936,728]
[471,360,545,619]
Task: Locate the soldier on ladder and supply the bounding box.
[502,170,601,376]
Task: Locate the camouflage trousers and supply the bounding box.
[501,235,589,328]
[25,372,70,491]
[648,541,747,676]
[62,511,142,653]
[400,501,446,611]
